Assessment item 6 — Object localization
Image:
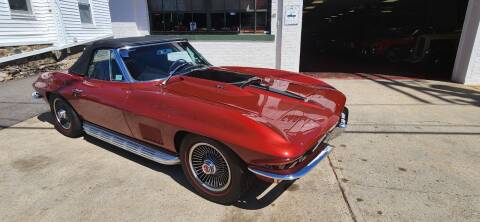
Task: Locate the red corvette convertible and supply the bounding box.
[32,37,348,204]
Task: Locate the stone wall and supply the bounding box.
[0,44,52,58]
[0,48,83,82]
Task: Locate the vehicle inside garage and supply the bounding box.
[300,0,469,80]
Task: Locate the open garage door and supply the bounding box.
[300,0,469,80]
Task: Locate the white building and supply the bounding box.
[110,0,302,73]
[452,0,480,84]
[110,0,480,85]
[0,0,112,63]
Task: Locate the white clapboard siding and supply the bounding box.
[58,0,112,44]
[0,0,112,48]
[0,0,56,46]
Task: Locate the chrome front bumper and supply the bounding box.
[325,107,348,142]
[32,91,43,99]
[247,107,348,181]
[248,145,333,181]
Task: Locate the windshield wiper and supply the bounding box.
[181,64,209,73]
[239,77,262,88]
[162,62,191,85]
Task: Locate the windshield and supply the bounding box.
[120,41,210,81]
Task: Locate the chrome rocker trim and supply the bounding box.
[83,122,180,165]
[248,145,333,181]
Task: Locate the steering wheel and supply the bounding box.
[168,59,189,75]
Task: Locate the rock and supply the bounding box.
[5,67,19,74]
[0,49,81,83]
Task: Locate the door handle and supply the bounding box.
[72,88,83,96]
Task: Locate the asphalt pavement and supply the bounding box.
[0,76,49,129]
[0,77,479,221]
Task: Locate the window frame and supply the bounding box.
[87,49,128,82]
[8,0,33,17]
[78,0,94,25]
[147,0,271,34]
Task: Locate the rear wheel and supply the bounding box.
[49,95,83,138]
[180,135,252,204]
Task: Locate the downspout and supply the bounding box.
[144,0,152,35]
[52,0,68,48]
[275,0,284,69]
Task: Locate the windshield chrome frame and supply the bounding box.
[114,40,211,83]
[112,49,134,82]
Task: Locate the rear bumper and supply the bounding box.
[247,107,348,181]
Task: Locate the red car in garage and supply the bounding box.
[32,37,348,204]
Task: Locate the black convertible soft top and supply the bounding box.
[69,36,185,76]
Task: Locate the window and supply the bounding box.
[110,53,124,82]
[78,0,93,24]
[88,50,124,81]
[8,0,32,14]
[148,0,271,34]
[120,42,209,81]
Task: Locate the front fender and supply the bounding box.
[125,88,298,164]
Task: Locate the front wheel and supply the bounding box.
[180,135,252,204]
[49,95,83,138]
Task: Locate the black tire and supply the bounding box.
[49,95,83,138]
[180,135,252,204]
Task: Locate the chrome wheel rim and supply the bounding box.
[53,98,71,129]
[188,142,231,192]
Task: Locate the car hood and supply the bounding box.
[169,67,346,148]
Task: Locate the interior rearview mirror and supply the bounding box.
[119,49,129,58]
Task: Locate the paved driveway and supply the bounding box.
[0,76,49,129]
[0,77,479,221]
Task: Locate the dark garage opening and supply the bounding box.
[300,0,469,80]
